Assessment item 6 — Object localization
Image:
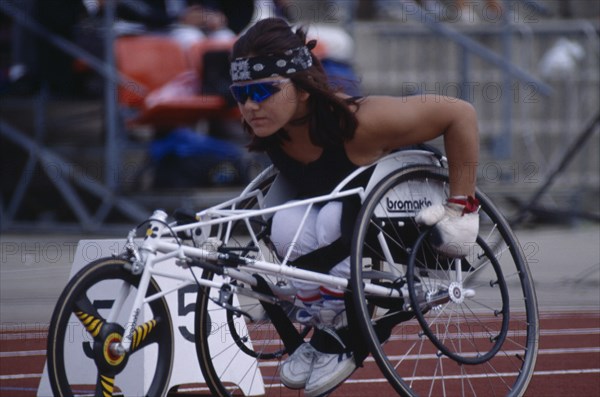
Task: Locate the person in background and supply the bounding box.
[170,3,235,49]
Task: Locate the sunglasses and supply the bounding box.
[229,79,290,104]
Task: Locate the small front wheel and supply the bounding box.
[194,171,308,396]
[46,257,174,396]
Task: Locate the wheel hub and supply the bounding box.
[448,282,465,304]
[103,333,125,366]
[94,323,129,375]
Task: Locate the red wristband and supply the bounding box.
[447,195,480,214]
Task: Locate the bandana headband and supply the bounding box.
[230,46,313,82]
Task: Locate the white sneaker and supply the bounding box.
[279,343,316,389]
[416,196,480,258]
[305,351,356,397]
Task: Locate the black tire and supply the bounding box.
[194,172,309,396]
[350,165,539,397]
[47,257,174,397]
[195,270,303,397]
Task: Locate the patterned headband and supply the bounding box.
[230,46,313,82]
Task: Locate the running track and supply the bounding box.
[1,311,598,397]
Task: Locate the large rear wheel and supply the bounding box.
[351,165,539,396]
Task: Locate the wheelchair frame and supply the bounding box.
[46,149,539,397]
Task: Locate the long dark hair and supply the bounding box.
[231,18,359,151]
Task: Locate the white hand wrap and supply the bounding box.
[415,196,480,258]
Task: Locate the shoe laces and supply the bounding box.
[300,343,317,359]
[290,343,317,367]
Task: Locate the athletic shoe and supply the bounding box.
[279,343,316,389]
[305,350,356,397]
[415,196,480,258]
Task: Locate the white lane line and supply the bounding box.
[340,368,600,384]
[276,368,600,386]
[0,373,42,380]
[1,325,598,342]
[537,347,600,355]
[2,368,599,382]
[3,345,599,362]
[173,368,600,392]
[255,347,600,368]
[386,328,600,343]
[239,326,600,348]
[108,368,600,394]
[380,346,600,363]
[397,368,600,382]
[0,349,46,357]
[0,332,47,341]
[541,328,600,336]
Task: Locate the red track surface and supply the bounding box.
[1,311,598,397]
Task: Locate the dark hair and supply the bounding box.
[231,18,359,151]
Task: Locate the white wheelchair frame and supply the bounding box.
[116,149,443,354]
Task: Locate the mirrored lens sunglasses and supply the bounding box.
[229,79,290,104]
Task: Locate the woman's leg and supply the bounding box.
[277,201,357,394]
[315,202,349,326]
[271,201,350,323]
[271,203,321,310]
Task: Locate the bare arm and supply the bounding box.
[349,94,479,197]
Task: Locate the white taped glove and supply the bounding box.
[415,196,480,258]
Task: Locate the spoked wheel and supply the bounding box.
[194,172,309,396]
[351,165,539,397]
[195,270,307,397]
[47,257,173,397]
[406,233,510,365]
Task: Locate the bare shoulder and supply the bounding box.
[356,94,476,134]
[345,96,401,165]
[346,94,477,165]
[355,94,472,121]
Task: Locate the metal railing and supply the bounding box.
[360,0,556,159]
[0,0,147,232]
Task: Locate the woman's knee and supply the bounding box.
[271,204,318,258]
[316,201,343,245]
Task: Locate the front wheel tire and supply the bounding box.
[46,257,174,397]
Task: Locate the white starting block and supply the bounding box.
[37,239,264,396]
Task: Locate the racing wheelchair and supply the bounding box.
[46,148,539,397]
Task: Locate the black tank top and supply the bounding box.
[267,143,359,198]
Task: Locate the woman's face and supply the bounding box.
[232,77,309,137]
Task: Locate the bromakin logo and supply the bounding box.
[386,197,432,213]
